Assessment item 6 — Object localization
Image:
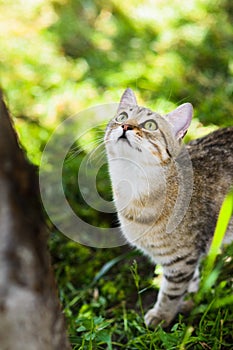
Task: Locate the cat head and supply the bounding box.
[105,88,193,165]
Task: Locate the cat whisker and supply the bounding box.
[88,141,107,166]
[66,137,105,162]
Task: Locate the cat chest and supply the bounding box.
[118,209,167,245]
[120,221,186,265]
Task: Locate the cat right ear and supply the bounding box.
[166,103,193,140]
[118,88,137,110]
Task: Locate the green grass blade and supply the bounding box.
[91,250,139,286]
[201,189,233,290]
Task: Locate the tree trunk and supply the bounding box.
[0,92,71,350]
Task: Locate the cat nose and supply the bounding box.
[122,124,133,131]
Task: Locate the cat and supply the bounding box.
[104,88,233,327]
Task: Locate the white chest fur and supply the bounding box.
[107,153,167,244]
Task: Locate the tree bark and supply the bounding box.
[0,92,71,350]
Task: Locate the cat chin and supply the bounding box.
[106,128,171,168]
[107,136,159,160]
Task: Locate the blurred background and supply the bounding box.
[1,0,233,164]
[1,0,233,347]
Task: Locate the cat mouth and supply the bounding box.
[117,128,131,145]
[117,135,132,147]
[117,135,142,152]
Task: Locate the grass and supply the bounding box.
[49,191,233,349]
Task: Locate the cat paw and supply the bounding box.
[144,308,171,328]
[178,299,195,314]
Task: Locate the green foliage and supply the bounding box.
[1,1,233,152]
[1,0,233,348]
[71,316,113,349]
[50,232,233,349]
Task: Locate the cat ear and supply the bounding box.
[118,88,137,109]
[166,103,193,139]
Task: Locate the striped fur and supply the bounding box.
[105,89,233,327]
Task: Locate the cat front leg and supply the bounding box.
[145,266,196,328]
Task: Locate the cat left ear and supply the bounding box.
[118,88,137,110]
[166,103,193,139]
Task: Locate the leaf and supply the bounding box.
[76,325,86,332]
[68,295,81,307]
[91,250,139,286]
[96,330,112,343]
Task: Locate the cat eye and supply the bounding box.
[142,120,157,131]
[115,112,128,123]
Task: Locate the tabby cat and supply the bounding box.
[104,88,233,327]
